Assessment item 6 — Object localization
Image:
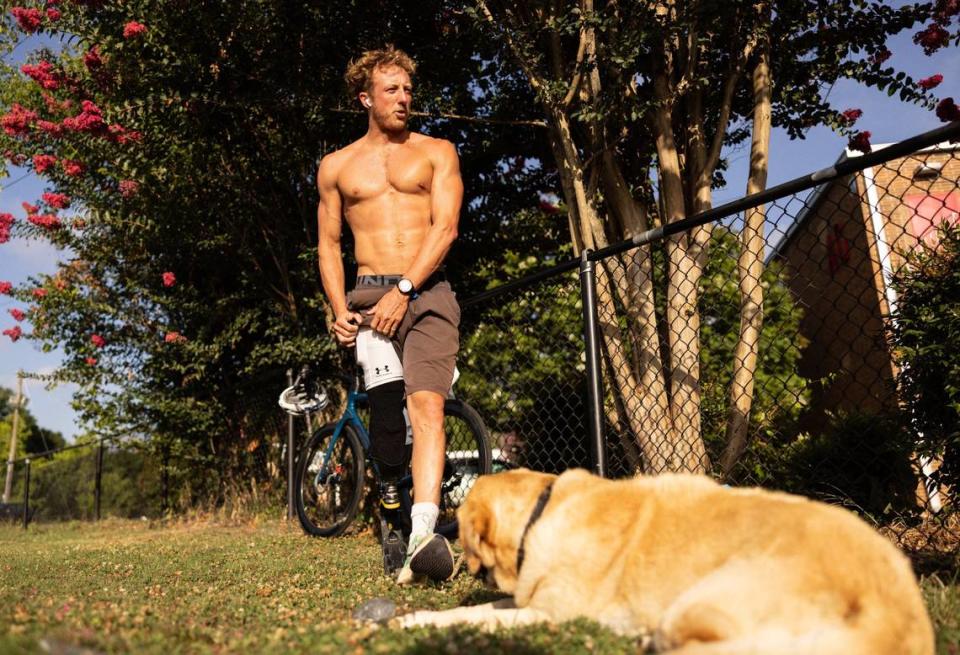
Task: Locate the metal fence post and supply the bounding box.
[23,458,31,529]
[94,439,104,521]
[579,251,608,477]
[161,445,170,515]
[286,368,295,521]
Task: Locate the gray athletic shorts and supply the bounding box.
[346,276,460,397]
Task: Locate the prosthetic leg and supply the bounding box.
[355,327,409,575]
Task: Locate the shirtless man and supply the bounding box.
[317,47,462,584]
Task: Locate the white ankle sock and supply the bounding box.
[408,502,439,553]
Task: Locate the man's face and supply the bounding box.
[363,65,412,133]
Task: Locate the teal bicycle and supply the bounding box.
[283,364,491,552]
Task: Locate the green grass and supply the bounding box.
[0,518,957,654]
[0,519,636,654]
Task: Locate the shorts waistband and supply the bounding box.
[356,270,447,288]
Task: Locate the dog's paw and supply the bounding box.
[391,610,438,630]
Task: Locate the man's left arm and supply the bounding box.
[367,140,462,337]
[401,139,462,288]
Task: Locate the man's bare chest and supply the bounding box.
[339,147,433,201]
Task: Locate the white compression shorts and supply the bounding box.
[354,326,460,394]
[355,327,404,391]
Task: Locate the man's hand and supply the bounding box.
[332,311,363,347]
[367,288,409,338]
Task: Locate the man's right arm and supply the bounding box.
[317,154,360,346]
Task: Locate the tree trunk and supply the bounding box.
[652,70,709,473]
[550,108,674,472]
[599,153,674,471]
[720,34,772,477]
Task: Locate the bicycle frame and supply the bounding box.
[315,389,415,492]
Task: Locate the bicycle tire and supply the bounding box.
[434,399,492,539]
[294,422,365,537]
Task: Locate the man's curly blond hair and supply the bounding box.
[344,46,417,101]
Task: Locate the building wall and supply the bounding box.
[776,147,960,433]
[779,176,897,433]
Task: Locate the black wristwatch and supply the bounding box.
[397,278,416,296]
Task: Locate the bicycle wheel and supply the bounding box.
[435,399,491,539]
[295,422,365,537]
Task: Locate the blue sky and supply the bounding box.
[1,19,957,441]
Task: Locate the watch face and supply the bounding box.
[398,278,413,294]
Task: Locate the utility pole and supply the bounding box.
[3,374,23,504]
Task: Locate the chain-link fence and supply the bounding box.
[2,427,289,525]
[455,121,960,569]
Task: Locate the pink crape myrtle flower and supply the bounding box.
[848,131,872,154]
[83,46,103,70]
[5,150,27,166]
[32,288,47,299]
[0,213,13,244]
[46,7,60,21]
[0,281,12,295]
[870,48,892,65]
[62,159,85,176]
[107,125,143,144]
[841,108,863,125]
[119,180,139,197]
[85,356,97,366]
[62,101,104,133]
[162,271,176,287]
[91,333,106,348]
[22,202,39,214]
[123,21,147,39]
[36,120,63,137]
[21,61,60,90]
[9,308,26,322]
[11,7,43,33]
[914,23,950,55]
[918,74,944,90]
[42,93,71,114]
[108,124,143,144]
[3,326,23,342]
[2,104,38,136]
[164,331,186,344]
[937,98,960,122]
[28,213,62,230]
[42,192,71,209]
[33,154,58,173]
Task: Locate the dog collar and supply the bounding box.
[516,482,555,575]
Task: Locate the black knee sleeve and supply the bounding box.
[367,380,407,481]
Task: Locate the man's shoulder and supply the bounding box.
[320,141,361,168]
[410,133,458,162]
[317,142,361,185]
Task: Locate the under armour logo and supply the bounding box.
[374,365,391,376]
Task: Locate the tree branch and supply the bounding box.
[561,23,589,107]
[477,0,550,101]
[326,106,547,128]
[702,36,757,182]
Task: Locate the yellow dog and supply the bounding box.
[397,468,933,655]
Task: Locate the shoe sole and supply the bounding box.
[409,534,455,582]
